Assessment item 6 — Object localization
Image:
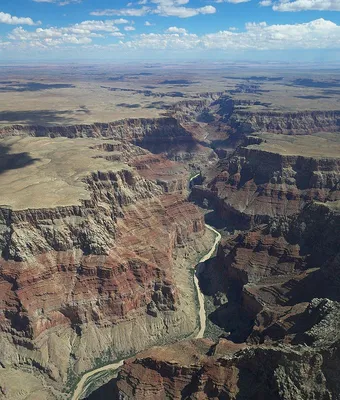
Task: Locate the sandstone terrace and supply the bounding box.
[0,136,127,210]
[248,132,340,159]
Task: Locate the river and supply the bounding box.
[71,175,221,399]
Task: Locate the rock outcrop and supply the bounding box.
[229,110,340,135]
[0,130,216,398]
[112,199,340,399]
[1,95,340,399]
[107,105,340,400]
[115,318,340,400]
[191,142,340,229]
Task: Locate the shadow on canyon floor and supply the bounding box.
[85,378,118,400]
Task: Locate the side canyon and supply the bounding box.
[0,93,339,399]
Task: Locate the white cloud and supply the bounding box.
[113,19,130,24]
[7,20,125,47]
[118,18,340,50]
[144,21,153,25]
[259,0,272,5]
[110,32,125,37]
[166,26,188,33]
[5,18,340,54]
[154,5,216,17]
[124,26,136,31]
[90,7,150,17]
[33,0,82,5]
[272,0,340,11]
[0,12,40,26]
[215,0,250,3]
[91,0,216,18]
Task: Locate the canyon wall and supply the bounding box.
[191,145,340,229]
[0,128,216,398]
[230,110,340,134]
[107,101,340,399]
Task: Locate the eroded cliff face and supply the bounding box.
[0,188,208,381]
[0,170,162,261]
[113,202,340,400]
[116,324,340,400]
[230,110,340,135]
[0,116,217,172]
[191,145,340,229]
[0,128,217,398]
[1,100,340,399]
[171,95,340,138]
[108,104,340,400]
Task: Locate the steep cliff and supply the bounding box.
[115,315,340,400]
[230,110,340,135]
[191,137,340,229]
[0,133,216,398]
[109,110,340,399]
[113,202,340,399]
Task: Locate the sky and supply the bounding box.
[0,0,340,62]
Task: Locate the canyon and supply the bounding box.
[0,90,339,399]
[113,96,340,399]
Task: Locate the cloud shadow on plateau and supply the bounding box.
[0,82,75,92]
[0,109,76,126]
[0,143,39,176]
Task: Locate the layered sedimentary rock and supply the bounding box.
[130,154,190,193]
[110,106,340,399]
[114,201,340,399]
[0,132,216,398]
[192,136,340,229]
[0,116,217,170]
[116,307,340,400]
[172,95,340,138]
[1,97,340,399]
[230,110,340,134]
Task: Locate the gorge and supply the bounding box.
[0,91,339,399]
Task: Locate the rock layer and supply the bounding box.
[191,142,340,229]
[0,127,215,398]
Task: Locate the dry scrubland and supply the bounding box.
[0,63,340,126]
[0,137,126,210]
[250,132,340,158]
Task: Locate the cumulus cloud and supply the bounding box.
[259,0,272,5]
[91,7,150,17]
[110,32,125,37]
[215,0,250,3]
[5,18,340,54]
[124,26,136,31]
[7,19,126,47]
[118,18,340,50]
[91,0,216,18]
[271,0,340,11]
[33,0,82,5]
[155,5,216,17]
[0,11,40,26]
[165,26,188,33]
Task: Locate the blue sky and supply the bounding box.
[1,0,340,62]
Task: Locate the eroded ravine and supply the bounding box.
[71,223,221,400]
